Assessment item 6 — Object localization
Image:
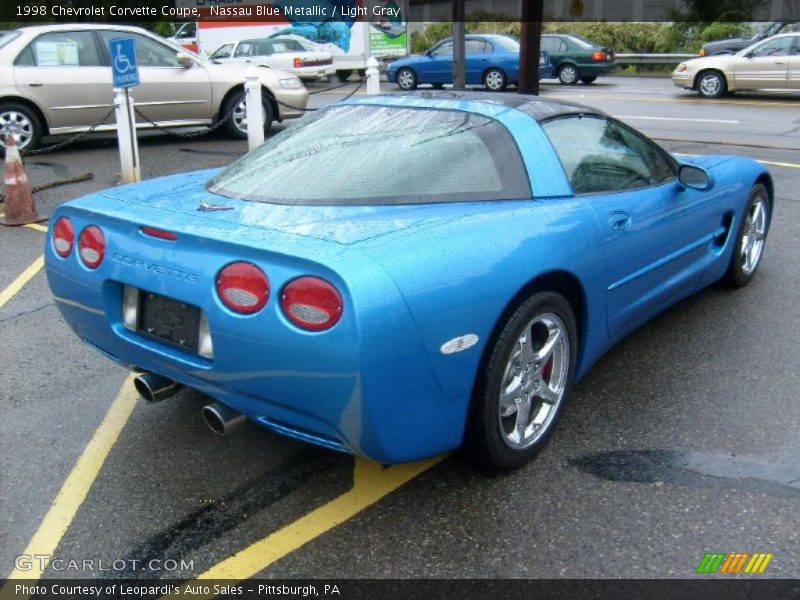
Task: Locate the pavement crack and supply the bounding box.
[0,302,55,323]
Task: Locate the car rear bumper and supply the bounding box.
[580,62,617,76]
[44,204,467,463]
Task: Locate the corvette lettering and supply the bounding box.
[112,253,200,283]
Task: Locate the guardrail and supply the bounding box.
[615,53,696,65]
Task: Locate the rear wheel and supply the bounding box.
[465,292,577,470]
[580,76,597,85]
[558,64,579,85]
[483,68,507,91]
[0,102,43,154]
[396,67,418,90]
[725,184,770,287]
[221,90,273,140]
[336,69,353,83]
[696,70,727,98]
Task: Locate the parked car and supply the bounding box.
[209,37,335,81]
[673,32,800,98]
[699,21,799,56]
[45,91,773,470]
[386,34,552,91]
[540,33,616,85]
[0,24,308,152]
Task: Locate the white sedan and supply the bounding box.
[673,32,800,98]
[210,38,335,81]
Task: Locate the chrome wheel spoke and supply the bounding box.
[511,398,532,444]
[533,327,561,362]
[538,383,560,405]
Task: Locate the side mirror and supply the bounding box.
[425,49,432,56]
[177,53,194,68]
[678,164,713,191]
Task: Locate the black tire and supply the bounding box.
[396,67,418,90]
[336,69,353,83]
[465,291,578,470]
[557,64,579,85]
[221,90,273,140]
[696,70,727,98]
[724,184,770,287]
[483,68,507,91]
[0,102,43,154]
[580,76,597,85]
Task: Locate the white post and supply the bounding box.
[244,68,264,151]
[366,56,380,95]
[114,88,140,183]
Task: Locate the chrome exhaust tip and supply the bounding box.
[202,402,246,436]
[134,373,182,404]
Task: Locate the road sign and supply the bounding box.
[109,38,140,88]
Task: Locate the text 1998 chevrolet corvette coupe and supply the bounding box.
[45,92,772,469]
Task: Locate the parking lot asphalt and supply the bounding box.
[1,76,799,581]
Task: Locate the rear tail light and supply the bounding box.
[293,57,304,68]
[591,51,608,62]
[78,225,106,269]
[52,217,75,257]
[281,276,343,331]
[216,262,270,314]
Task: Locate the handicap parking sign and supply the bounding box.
[109,38,140,88]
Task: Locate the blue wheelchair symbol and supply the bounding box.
[109,38,140,89]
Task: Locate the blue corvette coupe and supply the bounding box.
[386,34,554,91]
[45,92,772,469]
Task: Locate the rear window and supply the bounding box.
[492,36,520,51]
[208,105,531,205]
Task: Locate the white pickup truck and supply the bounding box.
[210,37,335,81]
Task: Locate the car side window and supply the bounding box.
[431,41,453,56]
[750,36,794,57]
[540,37,557,53]
[17,31,101,67]
[99,31,180,68]
[211,43,234,59]
[465,40,487,54]
[234,42,252,58]
[542,116,676,195]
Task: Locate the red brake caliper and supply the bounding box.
[542,356,554,382]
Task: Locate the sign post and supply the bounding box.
[109,38,141,183]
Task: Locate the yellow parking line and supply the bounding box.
[4,375,138,580]
[24,223,48,233]
[759,159,800,169]
[0,256,44,311]
[165,455,445,595]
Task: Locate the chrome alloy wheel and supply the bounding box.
[397,69,416,90]
[741,196,768,275]
[231,98,265,135]
[498,313,570,450]
[485,70,505,90]
[0,110,33,149]
[699,73,722,97]
[559,65,578,84]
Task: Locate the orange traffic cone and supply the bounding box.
[1,135,47,226]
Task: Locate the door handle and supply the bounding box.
[775,61,787,65]
[27,81,43,87]
[608,211,632,231]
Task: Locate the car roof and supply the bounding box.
[349,91,603,122]
[17,23,149,34]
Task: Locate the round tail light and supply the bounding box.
[53,217,75,258]
[216,262,270,314]
[281,276,343,331]
[78,225,106,269]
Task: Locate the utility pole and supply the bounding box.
[518,0,544,95]
[452,0,466,90]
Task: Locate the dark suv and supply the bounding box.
[700,22,799,56]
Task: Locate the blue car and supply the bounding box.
[387,34,553,91]
[45,93,772,469]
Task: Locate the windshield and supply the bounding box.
[0,31,20,50]
[208,105,531,205]
[493,36,520,51]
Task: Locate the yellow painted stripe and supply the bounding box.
[4,375,138,580]
[747,553,766,574]
[164,455,445,597]
[24,223,48,233]
[759,159,800,170]
[758,553,773,573]
[0,256,44,311]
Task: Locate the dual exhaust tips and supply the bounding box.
[133,372,244,436]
